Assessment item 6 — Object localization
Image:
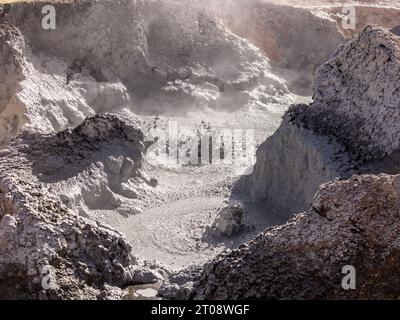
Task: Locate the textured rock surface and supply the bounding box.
[2,113,158,220]
[158,265,202,300]
[0,22,138,150]
[210,199,247,238]
[0,114,164,299]
[0,0,293,121]
[0,24,25,148]
[193,174,400,299]
[327,5,400,37]
[237,26,400,217]
[0,175,132,299]
[216,0,346,93]
[305,26,400,160]
[214,1,400,93]
[236,107,355,216]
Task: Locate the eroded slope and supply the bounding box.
[237,26,400,217]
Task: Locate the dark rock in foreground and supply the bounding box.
[193,174,400,299]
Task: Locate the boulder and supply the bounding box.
[211,200,247,238]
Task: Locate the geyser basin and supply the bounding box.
[1,0,400,301]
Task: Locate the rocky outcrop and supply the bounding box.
[216,0,346,93]
[0,0,292,124]
[2,113,157,220]
[0,113,165,299]
[0,24,26,148]
[0,175,131,300]
[0,20,168,296]
[210,199,247,238]
[193,174,400,299]
[237,26,400,217]
[158,265,202,300]
[215,1,400,94]
[236,107,355,216]
[0,22,138,150]
[194,25,400,300]
[327,5,400,38]
[305,26,400,160]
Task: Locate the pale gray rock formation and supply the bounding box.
[0,23,138,150]
[0,23,160,221]
[215,0,346,93]
[213,1,400,94]
[158,265,203,300]
[193,174,400,299]
[0,24,25,148]
[0,175,131,300]
[237,26,400,217]
[0,0,292,122]
[194,26,400,300]
[0,113,164,299]
[210,199,247,238]
[305,26,400,160]
[236,107,355,216]
[3,113,157,219]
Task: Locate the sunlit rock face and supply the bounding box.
[213,0,400,94]
[0,0,293,123]
[307,26,400,160]
[237,26,400,216]
[215,0,346,93]
[0,24,26,149]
